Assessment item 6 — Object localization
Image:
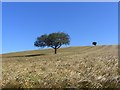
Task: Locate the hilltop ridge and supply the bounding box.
[1,45,118,58]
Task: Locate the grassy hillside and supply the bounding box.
[1,45,120,88]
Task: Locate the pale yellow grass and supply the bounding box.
[2,45,120,88]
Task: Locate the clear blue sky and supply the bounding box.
[2,2,118,54]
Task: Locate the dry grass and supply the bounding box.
[1,45,120,88]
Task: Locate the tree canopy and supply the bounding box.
[34,32,70,54]
[92,42,97,46]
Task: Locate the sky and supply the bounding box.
[2,2,118,54]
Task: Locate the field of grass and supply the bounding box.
[1,45,120,88]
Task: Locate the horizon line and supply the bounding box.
[1,44,119,54]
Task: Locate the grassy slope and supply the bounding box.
[2,45,120,88]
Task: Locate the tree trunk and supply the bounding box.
[54,48,57,54]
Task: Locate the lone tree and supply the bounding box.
[92,42,97,46]
[34,32,70,54]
